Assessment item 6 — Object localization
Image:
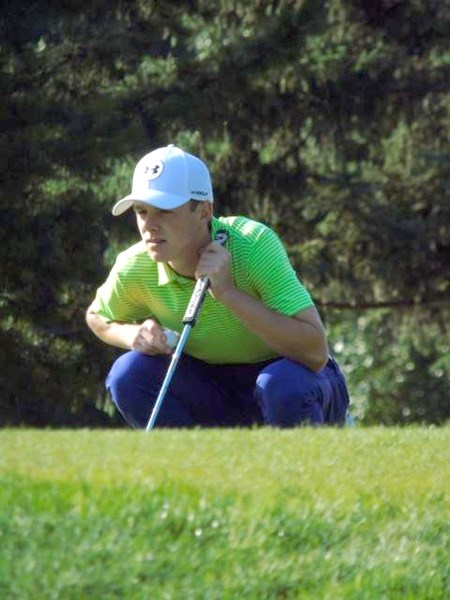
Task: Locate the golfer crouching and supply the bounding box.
[86,145,350,428]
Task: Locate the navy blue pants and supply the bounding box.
[106,352,350,429]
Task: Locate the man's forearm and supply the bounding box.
[85,311,137,350]
[218,288,329,371]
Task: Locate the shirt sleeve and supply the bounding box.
[90,259,152,323]
[248,226,314,315]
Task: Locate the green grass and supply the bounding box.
[0,427,448,599]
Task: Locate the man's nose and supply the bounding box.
[143,213,160,231]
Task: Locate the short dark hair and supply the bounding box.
[189,199,205,211]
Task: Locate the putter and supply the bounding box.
[145,230,229,431]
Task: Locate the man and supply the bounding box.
[86,144,350,428]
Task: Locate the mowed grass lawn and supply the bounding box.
[0,427,448,599]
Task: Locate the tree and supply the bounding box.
[1,0,448,425]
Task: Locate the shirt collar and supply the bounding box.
[210,216,220,239]
[157,262,194,287]
[156,261,175,286]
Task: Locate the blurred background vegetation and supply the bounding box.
[1,0,449,426]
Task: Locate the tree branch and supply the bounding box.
[317,298,448,310]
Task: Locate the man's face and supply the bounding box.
[133,201,211,267]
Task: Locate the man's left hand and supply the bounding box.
[195,241,235,301]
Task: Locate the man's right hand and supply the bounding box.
[85,307,174,355]
[130,319,173,355]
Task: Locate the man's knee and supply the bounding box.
[106,352,200,429]
[107,352,165,396]
[105,351,168,427]
[256,359,325,427]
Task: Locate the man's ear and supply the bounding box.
[199,201,213,223]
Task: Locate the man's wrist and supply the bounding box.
[215,285,243,308]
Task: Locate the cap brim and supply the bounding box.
[112,190,191,216]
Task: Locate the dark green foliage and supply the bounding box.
[1,0,448,425]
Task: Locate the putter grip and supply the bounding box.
[182,230,228,325]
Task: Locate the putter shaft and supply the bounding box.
[144,230,228,432]
[144,324,191,431]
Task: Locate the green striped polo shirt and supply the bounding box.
[92,215,314,364]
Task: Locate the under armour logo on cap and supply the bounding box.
[144,160,164,180]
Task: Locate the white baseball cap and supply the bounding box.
[112,144,214,216]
